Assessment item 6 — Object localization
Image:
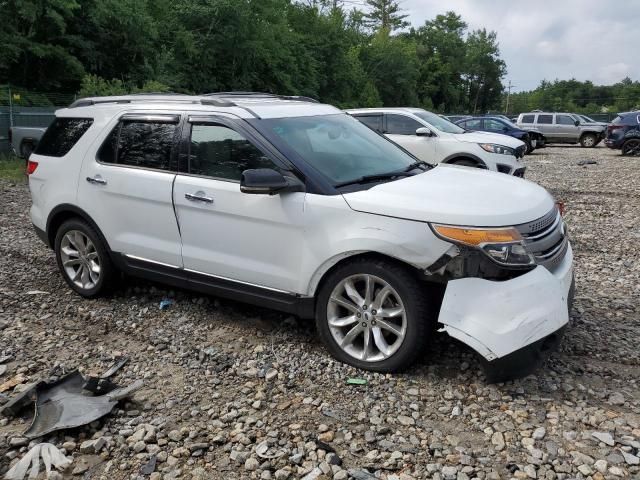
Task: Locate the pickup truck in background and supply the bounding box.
[8,126,47,159]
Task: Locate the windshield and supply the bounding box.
[498,118,519,129]
[254,114,421,186]
[412,110,465,134]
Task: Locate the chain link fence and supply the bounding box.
[0,85,76,155]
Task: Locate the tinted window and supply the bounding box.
[556,115,575,125]
[354,115,382,132]
[189,124,275,181]
[521,115,535,123]
[537,114,553,124]
[34,118,93,157]
[463,119,482,129]
[98,120,177,171]
[385,114,423,135]
[485,119,506,130]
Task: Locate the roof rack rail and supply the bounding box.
[202,91,319,103]
[68,96,235,109]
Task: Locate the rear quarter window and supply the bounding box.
[34,118,93,157]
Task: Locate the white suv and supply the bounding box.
[347,108,527,177]
[28,93,573,380]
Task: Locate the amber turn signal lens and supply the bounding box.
[433,225,522,246]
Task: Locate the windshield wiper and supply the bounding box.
[403,161,431,172]
[334,171,413,188]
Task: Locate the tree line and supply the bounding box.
[508,78,640,115]
[0,0,506,112]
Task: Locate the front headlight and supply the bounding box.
[431,224,535,267]
[479,143,515,155]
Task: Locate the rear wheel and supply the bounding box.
[54,219,115,298]
[580,133,597,148]
[621,139,640,156]
[20,140,35,160]
[315,257,431,372]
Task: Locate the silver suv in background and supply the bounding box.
[516,112,605,147]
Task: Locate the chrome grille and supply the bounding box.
[516,208,568,270]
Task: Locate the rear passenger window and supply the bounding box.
[98,118,178,171]
[537,115,553,124]
[34,118,93,157]
[521,115,535,123]
[189,124,276,181]
[354,115,382,132]
[385,114,423,135]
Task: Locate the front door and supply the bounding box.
[172,116,305,293]
[554,114,578,141]
[77,113,183,267]
[383,113,436,162]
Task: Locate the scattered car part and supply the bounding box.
[346,378,368,386]
[3,443,71,480]
[577,160,597,166]
[24,371,142,438]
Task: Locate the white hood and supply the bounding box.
[342,165,555,227]
[452,131,525,149]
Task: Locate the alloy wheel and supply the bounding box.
[327,274,407,362]
[59,230,101,290]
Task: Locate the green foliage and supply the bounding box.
[0,1,513,112]
[0,154,25,182]
[508,78,640,114]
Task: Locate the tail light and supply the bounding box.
[26,160,39,175]
[607,125,624,134]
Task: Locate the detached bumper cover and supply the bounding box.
[438,243,573,362]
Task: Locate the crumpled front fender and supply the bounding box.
[438,245,573,361]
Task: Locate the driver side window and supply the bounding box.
[189,124,277,181]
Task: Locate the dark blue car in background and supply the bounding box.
[455,116,545,154]
[605,111,640,156]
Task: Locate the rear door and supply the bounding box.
[172,114,305,293]
[484,118,508,135]
[535,114,555,139]
[383,113,436,161]
[77,113,183,267]
[554,114,578,141]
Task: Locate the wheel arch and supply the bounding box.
[308,251,428,299]
[441,153,487,168]
[46,204,112,253]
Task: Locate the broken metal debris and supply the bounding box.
[3,443,71,480]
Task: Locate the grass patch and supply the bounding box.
[0,154,26,181]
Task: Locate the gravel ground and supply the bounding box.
[0,145,639,480]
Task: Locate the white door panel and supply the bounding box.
[174,176,305,292]
[78,163,182,266]
[385,134,438,162]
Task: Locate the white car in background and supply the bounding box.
[347,107,527,177]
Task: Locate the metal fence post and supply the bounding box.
[8,84,14,128]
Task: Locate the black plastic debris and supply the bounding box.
[0,357,142,439]
[577,160,597,166]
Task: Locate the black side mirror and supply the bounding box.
[240,168,304,195]
[574,120,580,126]
[416,127,433,137]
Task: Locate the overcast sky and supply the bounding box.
[397,0,640,92]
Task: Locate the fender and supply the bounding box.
[441,152,487,168]
[45,204,112,252]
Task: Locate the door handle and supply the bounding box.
[86,175,107,185]
[185,192,213,203]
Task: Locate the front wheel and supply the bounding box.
[621,139,640,156]
[54,219,115,298]
[580,133,597,148]
[315,258,431,372]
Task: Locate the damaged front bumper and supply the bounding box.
[438,243,574,380]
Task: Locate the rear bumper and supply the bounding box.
[438,243,574,377]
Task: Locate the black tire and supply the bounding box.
[580,133,597,148]
[450,158,480,168]
[523,137,533,154]
[621,139,640,156]
[315,257,431,372]
[20,141,35,159]
[54,218,115,298]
